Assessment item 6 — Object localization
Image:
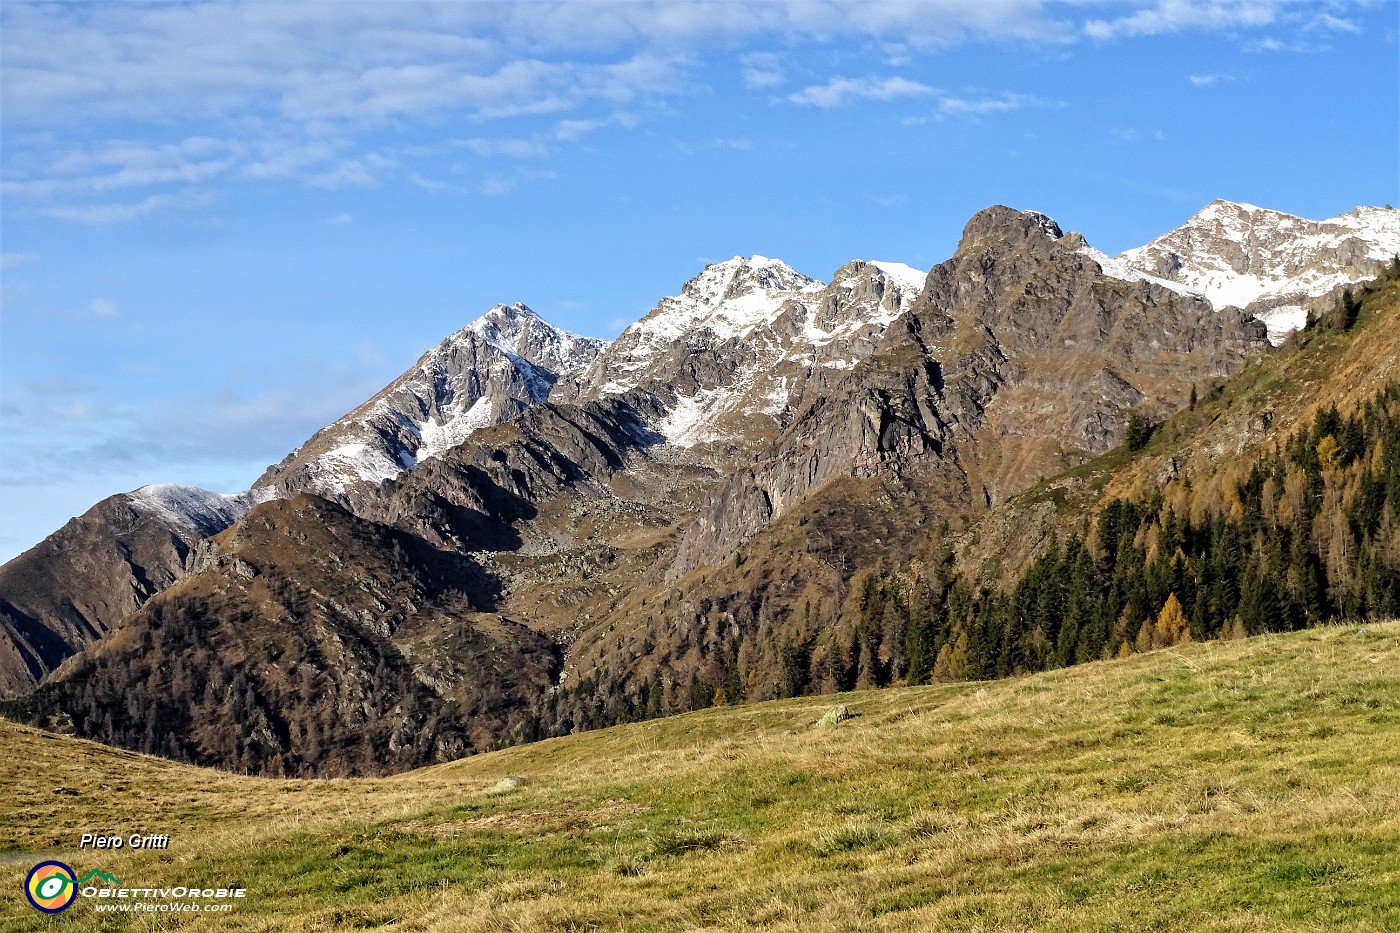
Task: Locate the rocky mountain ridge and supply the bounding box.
[557,254,930,457]
[254,302,608,510]
[2,199,1397,776]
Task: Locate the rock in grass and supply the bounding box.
[817,705,854,727]
[490,775,529,794]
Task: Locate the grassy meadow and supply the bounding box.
[3,621,1399,931]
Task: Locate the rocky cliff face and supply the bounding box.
[1118,200,1400,342]
[256,302,607,509]
[667,206,1269,577]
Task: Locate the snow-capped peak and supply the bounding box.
[467,301,543,339]
[1117,200,1400,344]
[679,255,822,306]
[462,301,606,373]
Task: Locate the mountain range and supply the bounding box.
[1,199,1396,775]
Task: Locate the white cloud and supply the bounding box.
[1188,73,1236,87]
[1085,1,1281,40]
[1244,35,1328,53]
[2,136,242,202]
[477,169,559,197]
[86,297,119,318]
[1314,13,1360,33]
[789,76,935,108]
[327,212,354,226]
[903,92,1056,123]
[460,137,551,159]
[0,251,40,270]
[553,111,638,141]
[1110,127,1168,142]
[35,189,216,225]
[740,52,784,89]
[935,92,1047,119]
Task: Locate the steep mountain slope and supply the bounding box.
[0,306,604,700]
[545,251,1400,734]
[257,302,607,509]
[0,485,265,696]
[1119,200,1400,341]
[958,259,1400,596]
[7,494,557,776]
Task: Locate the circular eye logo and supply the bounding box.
[25,860,77,913]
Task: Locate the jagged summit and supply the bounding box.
[958,205,1065,246]
[252,302,607,505]
[679,255,821,305]
[465,302,607,376]
[557,254,927,449]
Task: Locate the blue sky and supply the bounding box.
[1,0,1397,562]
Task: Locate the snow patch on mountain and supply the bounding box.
[867,261,927,296]
[577,256,824,401]
[418,395,494,462]
[1076,244,1206,300]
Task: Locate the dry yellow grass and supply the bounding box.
[3,621,1399,931]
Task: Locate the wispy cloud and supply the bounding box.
[936,92,1048,119]
[1110,127,1168,142]
[477,169,559,198]
[1245,35,1328,53]
[1188,73,1236,87]
[740,52,784,89]
[553,112,639,141]
[460,137,551,159]
[34,189,216,225]
[902,92,1055,124]
[789,76,935,108]
[0,251,40,270]
[86,297,120,318]
[1313,12,1360,33]
[1085,1,1281,40]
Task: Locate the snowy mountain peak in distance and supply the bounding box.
[680,255,823,306]
[558,253,928,449]
[252,301,608,505]
[124,484,272,537]
[462,301,608,376]
[1117,200,1400,343]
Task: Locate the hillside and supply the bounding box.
[4,621,1399,931]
